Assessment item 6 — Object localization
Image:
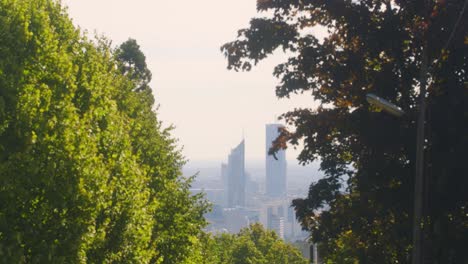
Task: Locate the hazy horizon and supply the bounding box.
[62,0,325,162]
[183,158,321,168]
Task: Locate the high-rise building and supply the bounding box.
[226,140,245,207]
[267,206,285,239]
[265,124,287,198]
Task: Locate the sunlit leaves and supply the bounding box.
[200,224,308,264]
[0,1,208,263]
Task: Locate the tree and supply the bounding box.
[222,0,468,263]
[0,0,208,263]
[200,224,308,264]
[116,38,152,93]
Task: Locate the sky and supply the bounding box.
[62,0,322,164]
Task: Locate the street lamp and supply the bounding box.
[367,87,427,264]
[366,93,405,117]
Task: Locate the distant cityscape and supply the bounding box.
[186,124,324,244]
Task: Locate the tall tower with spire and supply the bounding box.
[226,140,245,207]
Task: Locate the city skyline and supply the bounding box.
[199,134,311,241]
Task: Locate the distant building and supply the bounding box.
[268,214,285,239]
[278,205,284,218]
[224,208,249,233]
[266,204,285,239]
[191,188,224,206]
[226,140,246,207]
[287,206,295,222]
[221,163,228,206]
[265,124,287,198]
[245,172,260,206]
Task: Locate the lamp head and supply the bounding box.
[366,93,405,117]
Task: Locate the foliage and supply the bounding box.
[200,224,308,264]
[0,0,208,263]
[223,0,468,263]
[116,38,152,94]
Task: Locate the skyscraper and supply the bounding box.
[265,124,287,198]
[221,163,228,207]
[226,140,245,207]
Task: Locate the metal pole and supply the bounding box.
[412,45,428,264]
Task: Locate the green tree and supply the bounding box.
[114,37,210,264]
[0,0,208,263]
[116,38,152,94]
[222,0,468,263]
[200,224,308,264]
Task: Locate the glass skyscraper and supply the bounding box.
[265,124,287,198]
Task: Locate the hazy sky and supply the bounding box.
[62,0,321,163]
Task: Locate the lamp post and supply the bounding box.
[411,48,428,264]
[366,51,428,263]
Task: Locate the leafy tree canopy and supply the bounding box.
[0,0,208,263]
[223,0,468,262]
[116,38,152,93]
[198,224,308,264]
